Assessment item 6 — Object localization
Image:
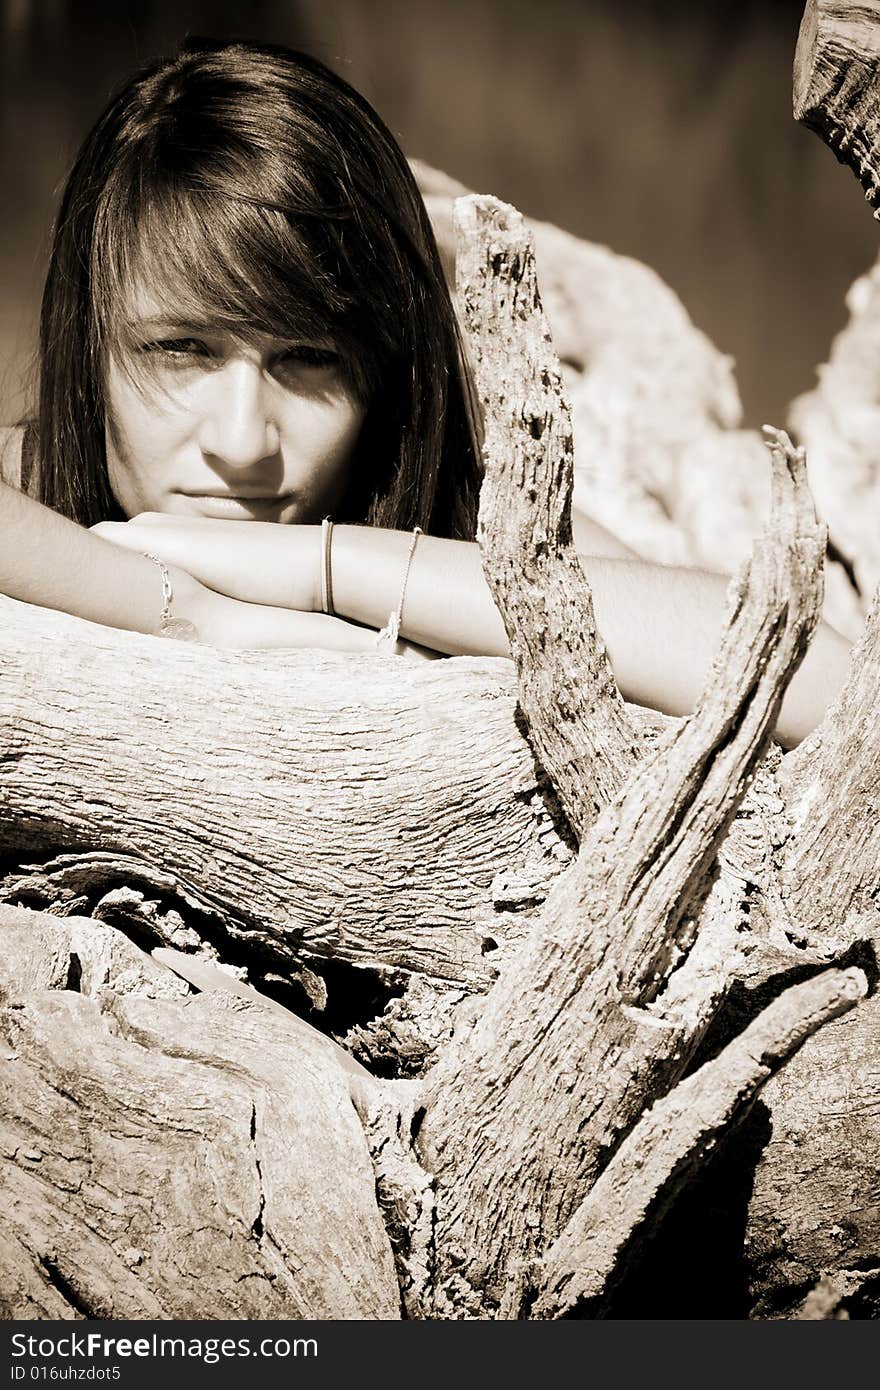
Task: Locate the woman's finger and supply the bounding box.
[91,521,148,547]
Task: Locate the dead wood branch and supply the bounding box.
[455,195,639,837]
[417,427,826,1317]
[778,582,880,946]
[794,0,880,210]
[417,163,864,644]
[532,966,867,1319]
[358,1079,434,1320]
[0,902,190,1002]
[743,975,880,1319]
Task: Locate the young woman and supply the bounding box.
[0,37,850,744]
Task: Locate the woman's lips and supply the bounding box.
[178,493,293,519]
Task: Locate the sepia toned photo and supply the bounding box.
[0,0,877,1338]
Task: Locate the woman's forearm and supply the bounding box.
[580,557,850,748]
[0,479,188,632]
[329,525,850,747]
[0,481,323,649]
[0,483,426,654]
[76,509,851,744]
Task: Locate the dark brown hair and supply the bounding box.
[35,37,482,537]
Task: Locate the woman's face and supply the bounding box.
[105,289,366,523]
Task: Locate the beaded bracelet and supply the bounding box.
[143,553,199,640]
[376,527,422,651]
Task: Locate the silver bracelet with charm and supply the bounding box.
[144,553,199,640]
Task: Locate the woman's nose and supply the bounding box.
[196,358,280,466]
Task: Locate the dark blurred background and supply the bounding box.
[1,0,877,427]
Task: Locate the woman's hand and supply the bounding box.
[167,567,436,657]
[91,514,320,612]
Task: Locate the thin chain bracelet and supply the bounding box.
[143,553,199,641]
[376,526,422,651]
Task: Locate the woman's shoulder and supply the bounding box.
[0,425,24,488]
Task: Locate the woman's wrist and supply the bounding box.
[148,562,208,638]
[328,525,509,657]
[327,524,426,635]
[298,523,324,615]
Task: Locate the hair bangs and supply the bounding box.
[93,175,374,396]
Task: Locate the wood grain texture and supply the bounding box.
[794,0,880,209]
[533,966,867,1318]
[0,914,399,1319]
[744,982,880,1318]
[417,162,865,644]
[778,582,880,946]
[0,596,572,991]
[456,195,639,838]
[0,902,190,1002]
[417,431,827,1317]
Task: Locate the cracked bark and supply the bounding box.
[532,966,867,1318]
[0,908,399,1319]
[455,195,639,837]
[0,609,573,995]
[794,0,880,210]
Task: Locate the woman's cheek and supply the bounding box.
[105,426,163,517]
[291,394,365,499]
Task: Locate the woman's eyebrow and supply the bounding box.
[122,317,339,350]
[126,316,213,334]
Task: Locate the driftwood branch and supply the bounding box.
[417,419,827,1316]
[742,947,880,1318]
[455,195,639,838]
[532,965,867,1318]
[778,583,880,946]
[794,0,880,210]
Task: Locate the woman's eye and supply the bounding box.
[141,338,211,360]
[276,345,340,370]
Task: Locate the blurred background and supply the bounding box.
[1,0,877,427]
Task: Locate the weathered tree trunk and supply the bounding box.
[0,621,559,993]
[0,904,399,1320]
[412,200,872,1318]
